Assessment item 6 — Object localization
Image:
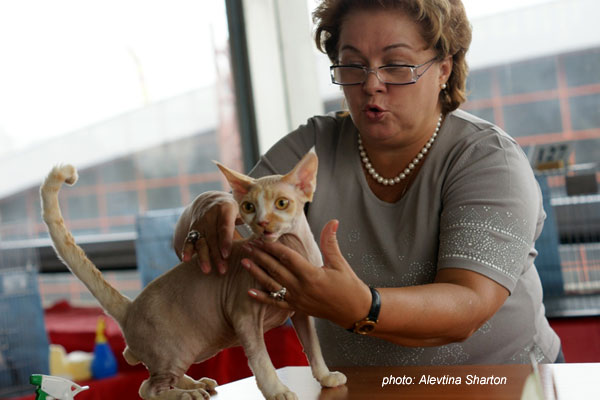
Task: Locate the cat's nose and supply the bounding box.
[258,220,269,228]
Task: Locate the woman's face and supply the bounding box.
[338,8,451,147]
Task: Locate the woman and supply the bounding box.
[174,0,562,365]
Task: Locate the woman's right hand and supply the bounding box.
[173,191,240,274]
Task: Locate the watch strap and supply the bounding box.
[347,287,381,334]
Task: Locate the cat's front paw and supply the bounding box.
[267,391,298,400]
[318,371,347,388]
[197,377,218,392]
[179,388,211,400]
[176,375,218,393]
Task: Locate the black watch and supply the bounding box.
[347,287,381,335]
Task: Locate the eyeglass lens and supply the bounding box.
[332,65,415,85]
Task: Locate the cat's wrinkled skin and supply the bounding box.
[40,149,346,400]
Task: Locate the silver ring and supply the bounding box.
[186,230,203,244]
[269,287,287,302]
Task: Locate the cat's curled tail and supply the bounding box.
[41,165,131,324]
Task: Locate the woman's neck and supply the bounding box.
[358,112,443,202]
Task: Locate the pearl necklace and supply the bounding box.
[358,114,443,186]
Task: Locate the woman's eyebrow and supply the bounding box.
[339,42,414,54]
[339,44,361,54]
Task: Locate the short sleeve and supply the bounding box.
[437,128,542,293]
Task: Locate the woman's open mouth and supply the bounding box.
[364,104,385,121]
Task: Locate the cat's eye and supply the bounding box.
[241,201,255,213]
[275,198,289,210]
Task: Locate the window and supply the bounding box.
[0,1,243,250]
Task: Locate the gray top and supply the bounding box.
[250,109,560,366]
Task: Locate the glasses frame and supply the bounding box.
[330,56,439,86]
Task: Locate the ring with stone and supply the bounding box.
[269,287,287,302]
[186,230,203,245]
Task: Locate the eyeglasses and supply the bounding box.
[330,57,438,86]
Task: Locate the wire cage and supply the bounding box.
[535,162,600,316]
[0,246,49,397]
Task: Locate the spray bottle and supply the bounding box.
[30,374,89,400]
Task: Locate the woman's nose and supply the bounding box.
[362,70,386,94]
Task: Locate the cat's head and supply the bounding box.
[215,149,318,242]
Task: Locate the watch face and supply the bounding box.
[355,320,377,335]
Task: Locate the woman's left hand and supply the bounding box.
[241,219,372,329]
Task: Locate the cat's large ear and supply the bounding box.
[282,147,318,202]
[214,161,254,202]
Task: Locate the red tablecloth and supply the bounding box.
[4,301,308,400]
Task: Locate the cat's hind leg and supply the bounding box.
[291,313,346,388]
[234,315,297,400]
[123,346,141,365]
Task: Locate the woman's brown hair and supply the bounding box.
[313,0,472,114]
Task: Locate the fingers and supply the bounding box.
[182,231,211,273]
[319,219,344,269]
[247,288,293,310]
[241,258,284,294]
[243,259,293,310]
[211,201,239,274]
[187,201,238,275]
[196,237,211,273]
[204,225,225,274]
[181,240,196,263]
[245,241,300,284]
[217,204,237,259]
